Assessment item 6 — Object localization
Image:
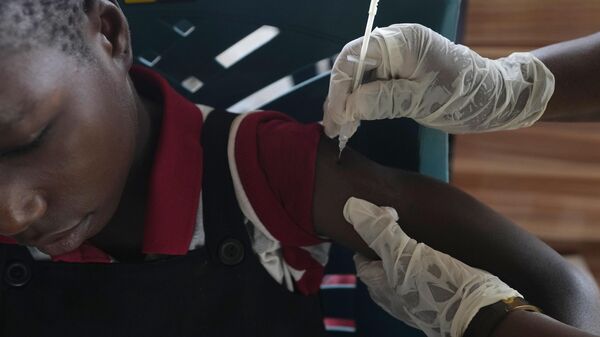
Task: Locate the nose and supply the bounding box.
[0,193,47,236]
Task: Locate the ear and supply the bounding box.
[86,0,133,73]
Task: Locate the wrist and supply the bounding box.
[463,297,542,337]
[498,53,555,127]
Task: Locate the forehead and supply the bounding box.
[0,49,73,128]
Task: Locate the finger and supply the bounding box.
[346,78,425,122]
[353,254,387,287]
[323,37,384,135]
[322,99,341,138]
[343,198,406,245]
[381,206,399,220]
[353,254,397,314]
[343,197,399,246]
[324,41,361,128]
[343,197,411,264]
[323,70,352,135]
[336,37,383,78]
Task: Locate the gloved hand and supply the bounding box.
[324,24,555,138]
[344,197,522,337]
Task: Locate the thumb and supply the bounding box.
[324,37,384,137]
[322,98,342,138]
[353,253,397,318]
[343,197,411,262]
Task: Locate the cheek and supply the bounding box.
[73,109,136,196]
[42,106,137,221]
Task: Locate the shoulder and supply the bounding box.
[227,111,329,294]
[228,110,324,246]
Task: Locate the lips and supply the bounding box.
[36,214,93,256]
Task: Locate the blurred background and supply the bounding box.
[454,0,600,284]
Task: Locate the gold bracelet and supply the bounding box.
[503,297,543,313]
[464,297,542,337]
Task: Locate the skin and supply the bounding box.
[314,137,600,334]
[0,0,598,335]
[313,30,600,336]
[490,311,599,337]
[450,33,600,336]
[0,0,161,260]
[534,32,600,122]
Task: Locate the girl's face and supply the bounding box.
[0,47,138,256]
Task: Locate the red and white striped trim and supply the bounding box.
[323,318,357,333]
[320,274,357,290]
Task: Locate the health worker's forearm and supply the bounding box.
[489,310,599,337]
[534,32,600,122]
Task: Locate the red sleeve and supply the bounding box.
[235,111,324,247]
[234,111,328,294]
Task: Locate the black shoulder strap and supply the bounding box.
[201,110,250,266]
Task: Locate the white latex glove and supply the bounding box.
[344,197,522,337]
[324,24,555,138]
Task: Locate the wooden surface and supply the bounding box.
[453,124,600,242]
[454,0,600,280]
[464,0,600,58]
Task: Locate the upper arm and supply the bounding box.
[313,135,600,332]
[534,32,600,122]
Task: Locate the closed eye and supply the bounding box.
[0,123,52,159]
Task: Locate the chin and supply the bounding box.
[36,214,95,256]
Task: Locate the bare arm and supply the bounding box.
[490,311,598,337]
[312,135,600,334]
[533,32,600,122]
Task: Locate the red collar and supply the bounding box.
[0,65,205,260]
[132,65,204,256]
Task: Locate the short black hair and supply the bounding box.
[0,0,96,62]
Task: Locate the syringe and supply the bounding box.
[338,0,380,159]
